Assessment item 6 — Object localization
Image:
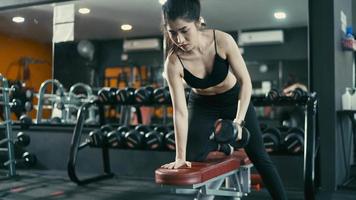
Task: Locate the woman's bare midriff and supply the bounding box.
[191,71,238,95]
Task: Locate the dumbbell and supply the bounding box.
[262,127,282,153]
[106,125,129,148]
[49,116,62,124]
[15,132,30,147]
[8,82,21,98]
[100,124,114,134]
[2,151,37,168]
[283,127,304,154]
[19,114,32,130]
[88,129,105,147]
[134,86,154,105]
[0,132,30,148]
[24,101,33,112]
[144,125,171,150]
[98,87,117,104]
[290,88,308,101]
[164,130,175,151]
[153,86,171,104]
[266,89,282,101]
[210,119,250,149]
[16,152,37,167]
[116,87,136,104]
[0,98,22,113]
[125,125,151,149]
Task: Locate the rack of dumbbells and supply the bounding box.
[67,85,318,199]
[0,74,35,178]
[67,86,180,185]
[253,88,318,199]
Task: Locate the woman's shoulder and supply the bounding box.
[164,49,182,74]
[212,29,235,46]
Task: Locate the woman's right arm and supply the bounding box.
[161,54,191,169]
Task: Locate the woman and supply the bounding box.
[160,0,287,199]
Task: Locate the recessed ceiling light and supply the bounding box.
[121,24,132,31]
[78,8,90,14]
[12,16,25,23]
[158,0,167,5]
[274,11,286,20]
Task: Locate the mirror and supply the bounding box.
[0,0,308,124]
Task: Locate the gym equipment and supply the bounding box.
[20,152,37,167]
[14,132,30,147]
[155,149,253,200]
[106,126,129,148]
[19,114,32,129]
[68,100,114,185]
[283,127,304,154]
[290,88,308,101]
[0,98,22,112]
[3,151,37,168]
[35,79,66,124]
[210,119,250,149]
[49,116,62,124]
[266,88,282,101]
[262,127,282,153]
[88,129,105,147]
[144,125,171,150]
[116,87,135,104]
[134,86,154,105]
[153,86,171,104]
[164,130,175,151]
[98,87,117,104]
[217,143,234,155]
[124,125,151,149]
[68,83,97,124]
[0,74,16,177]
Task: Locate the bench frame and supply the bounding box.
[161,163,253,200]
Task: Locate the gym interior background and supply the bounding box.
[0,0,355,199]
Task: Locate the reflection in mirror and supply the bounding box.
[0,0,308,127]
[0,4,52,122]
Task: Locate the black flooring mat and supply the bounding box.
[0,170,355,200]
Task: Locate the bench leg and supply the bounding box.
[195,178,225,200]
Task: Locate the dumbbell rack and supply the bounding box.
[252,93,318,200]
[0,74,17,177]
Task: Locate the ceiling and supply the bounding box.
[0,0,308,43]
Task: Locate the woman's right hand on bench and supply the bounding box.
[161,159,192,169]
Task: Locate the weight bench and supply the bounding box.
[155,149,254,200]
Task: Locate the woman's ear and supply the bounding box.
[199,16,206,28]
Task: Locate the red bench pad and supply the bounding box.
[155,150,251,186]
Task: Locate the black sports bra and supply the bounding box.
[177,30,229,89]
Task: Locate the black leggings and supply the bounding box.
[186,84,288,200]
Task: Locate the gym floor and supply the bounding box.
[1,170,355,200]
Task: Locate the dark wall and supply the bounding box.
[0,0,73,11]
[54,42,97,89]
[242,27,308,61]
[310,0,354,192]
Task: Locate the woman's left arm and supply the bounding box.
[221,32,252,126]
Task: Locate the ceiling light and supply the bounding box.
[274,12,286,20]
[12,16,25,23]
[78,8,90,14]
[158,0,167,5]
[121,24,132,31]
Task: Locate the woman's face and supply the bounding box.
[166,18,199,52]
